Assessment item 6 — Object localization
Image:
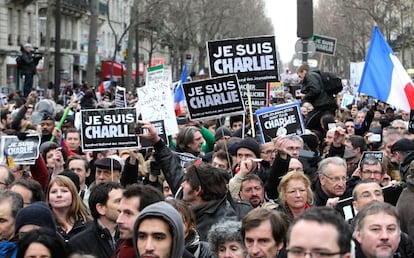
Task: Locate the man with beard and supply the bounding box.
[112,184,164,258]
[40,112,55,143]
[239,174,278,210]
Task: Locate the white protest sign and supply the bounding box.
[341,93,354,109]
[137,65,178,135]
[255,101,305,143]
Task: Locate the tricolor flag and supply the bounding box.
[98,80,112,95]
[358,27,414,112]
[174,64,188,116]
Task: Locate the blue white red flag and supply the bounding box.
[358,27,414,112]
[174,64,188,116]
[98,80,112,95]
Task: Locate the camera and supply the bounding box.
[128,122,143,135]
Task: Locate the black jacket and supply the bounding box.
[68,220,117,258]
[19,49,37,74]
[301,71,337,109]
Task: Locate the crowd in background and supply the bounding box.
[0,64,413,258]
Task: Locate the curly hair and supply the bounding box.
[208,220,246,258]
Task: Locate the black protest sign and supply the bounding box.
[173,151,201,169]
[182,74,245,121]
[115,86,127,108]
[358,151,384,168]
[140,120,169,149]
[240,82,269,111]
[255,102,305,143]
[80,108,139,151]
[0,135,40,163]
[313,34,337,56]
[207,35,279,83]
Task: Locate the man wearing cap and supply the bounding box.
[94,157,122,185]
[18,43,41,97]
[391,138,414,181]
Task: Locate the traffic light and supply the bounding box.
[297,0,313,38]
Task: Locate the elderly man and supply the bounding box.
[0,165,15,190]
[0,190,23,256]
[313,157,348,207]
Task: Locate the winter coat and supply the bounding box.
[68,220,117,258]
[396,180,414,243]
[301,71,337,110]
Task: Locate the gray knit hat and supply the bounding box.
[208,220,246,258]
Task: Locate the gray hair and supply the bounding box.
[0,190,23,218]
[318,156,347,176]
[0,165,15,187]
[208,220,246,258]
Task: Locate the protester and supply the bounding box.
[16,228,67,258]
[46,175,91,241]
[208,220,247,258]
[277,171,313,223]
[297,64,337,134]
[286,207,352,258]
[68,182,123,258]
[166,199,210,258]
[241,208,287,258]
[133,201,185,258]
[113,184,164,258]
[0,190,23,257]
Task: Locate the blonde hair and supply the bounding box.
[47,175,91,230]
[278,171,313,206]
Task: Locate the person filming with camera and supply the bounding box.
[17,43,42,97]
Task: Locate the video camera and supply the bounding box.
[32,47,43,60]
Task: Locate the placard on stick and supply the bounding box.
[80,107,139,151]
[255,102,305,143]
[182,74,245,121]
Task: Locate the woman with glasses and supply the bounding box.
[277,171,313,224]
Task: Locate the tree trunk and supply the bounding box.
[126,2,137,91]
[86,0,99,88]
[40,0,53,94]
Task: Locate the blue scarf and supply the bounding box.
[0,240,17,258]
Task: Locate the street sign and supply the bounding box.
[313,34,337,56]
[293,58,318,68]
[295,39,316,57]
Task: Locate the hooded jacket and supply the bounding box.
[133,201,185,258]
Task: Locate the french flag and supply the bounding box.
[358,27,414,112]
[98,80,112,95]
[174,64,188,116]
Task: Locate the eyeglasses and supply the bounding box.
[323,174,346,183]
[361,170,383,176]
[261,149,276,155]
[286,248,345,258]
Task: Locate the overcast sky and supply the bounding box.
[264,0,297,64]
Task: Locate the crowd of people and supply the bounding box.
[0,62,413,258]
